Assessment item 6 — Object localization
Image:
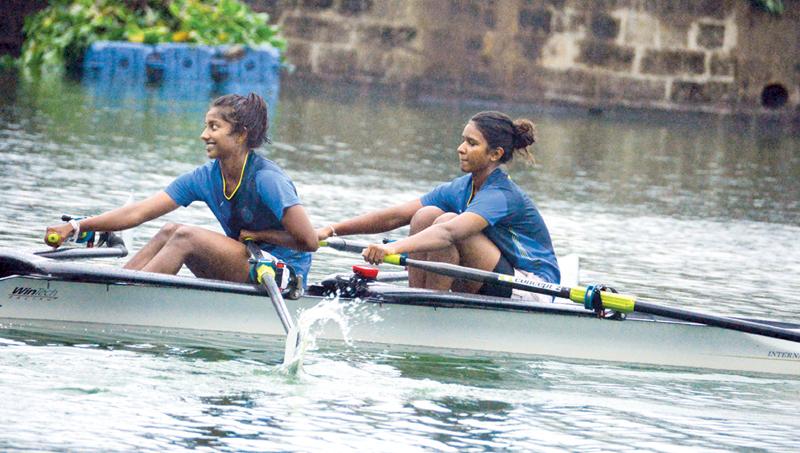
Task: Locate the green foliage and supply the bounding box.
[20,1,132,77]
[160,0,287,49]
[20,0,285,77]
[750,0,784,15]
[0,55,19,71]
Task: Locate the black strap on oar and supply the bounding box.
[320,237,800,344]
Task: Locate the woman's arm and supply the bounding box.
[239,204,318,252]
[361,212,488,264]
[44,192,179,247]
[317,199,423,240]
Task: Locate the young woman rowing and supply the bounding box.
[317,111,559,300]
[45,93,317,287]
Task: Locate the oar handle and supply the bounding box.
[46,232,62,247]
[384,254,405,266]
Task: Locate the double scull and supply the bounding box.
[1,246,798,376]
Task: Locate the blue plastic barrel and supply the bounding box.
[231,47,263,83]
[210,46,282,84]
[152,43,214,82]
[110,42,152,80]
[82,42,281,87]
[259,46,281,85]
[83,42,152,81]
[82,42,114,80]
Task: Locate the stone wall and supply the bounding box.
[0,0,47,56]
[251,0,800,117]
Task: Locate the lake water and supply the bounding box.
[1,73,799,451]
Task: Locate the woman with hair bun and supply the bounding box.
[318,111,559,300]
[45,93,317,286]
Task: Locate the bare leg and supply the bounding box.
[142,225,250,282]
[126,224,251,282]
[450,233,502,294]
[408,206,447,288]
[407,208,502,293]
[124,223,181,270]
[420,213,502,292]
[419,212,460,290]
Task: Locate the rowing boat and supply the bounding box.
[1,247,799,376]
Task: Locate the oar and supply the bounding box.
[244,239,299,363]
[35,247,128,260]
[37,232,128,260]
[320,237,800,344]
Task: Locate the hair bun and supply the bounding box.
[511,119,537,150]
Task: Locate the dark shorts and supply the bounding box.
[477,254,514,298]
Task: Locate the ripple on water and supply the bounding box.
[2,76,800,451]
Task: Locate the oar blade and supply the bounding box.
[283,325,300,364]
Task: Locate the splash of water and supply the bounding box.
[281,294,383,375]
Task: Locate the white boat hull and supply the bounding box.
[2,274,799,376]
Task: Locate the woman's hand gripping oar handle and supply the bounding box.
[45,216,93,248]
[244,239,299,363]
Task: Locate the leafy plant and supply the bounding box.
[20,0,284,77]
[117,0,289,49]
[20,0,132,77]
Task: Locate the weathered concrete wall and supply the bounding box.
[251,0,800,117]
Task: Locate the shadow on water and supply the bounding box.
[2,70,800,452]
[377,352,506,387]
[0,323,284,364]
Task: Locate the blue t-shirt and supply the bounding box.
[420,168,560,284]
[164,151,312,284]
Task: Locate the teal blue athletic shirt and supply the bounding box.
[420,167,560,284]
[164,151,312,284]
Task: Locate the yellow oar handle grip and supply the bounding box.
[255,263,276,284]
[46,232,62,246]
[569,287,636,313]
[384,254,404,266]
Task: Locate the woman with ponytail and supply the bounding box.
[45,93,317,286]
[318,111,559,300]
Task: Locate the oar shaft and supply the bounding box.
[35,247,128,260]
[635,300,800,343]
[262,268,295,334]
[319,237,366,254]
[245,241,296,335]
[401,256,567,297]
[322,237,630,308]
[408,256,800,343]
[320,237,800,344]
